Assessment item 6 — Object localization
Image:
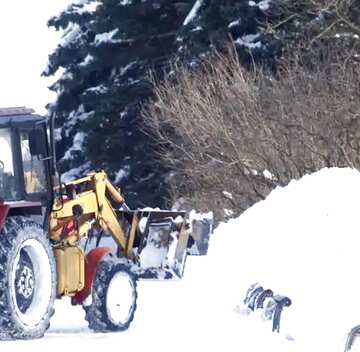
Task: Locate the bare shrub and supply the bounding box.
[142,48,360,221]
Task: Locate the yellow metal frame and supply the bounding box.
[50,171,129,250]
[49,171,135,296]
[49,171,190,297]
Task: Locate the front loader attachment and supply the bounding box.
[51,171,213,281]
[116,210,213,280]
[187,210,213,256]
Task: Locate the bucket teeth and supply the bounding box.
[243,283,291,334]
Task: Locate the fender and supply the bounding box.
[72,246,112,305]
[0,204,9,232]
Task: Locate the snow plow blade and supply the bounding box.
[119,210,213,280]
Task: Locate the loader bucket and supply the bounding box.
[120,210,213,280]
[187,210,213,256]
[137,211,188,279]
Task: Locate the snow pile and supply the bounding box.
[205,167,360,351]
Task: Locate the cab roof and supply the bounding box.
[0,107,46,128]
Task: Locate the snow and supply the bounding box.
[65,105,95,128]
[263,169,273,179]
[94,28,122,45]
[60,23,82,48]
[139,230,170,270]
[224,208,234,217]
[62,132,86,160]
[114,166,130,183]
[236,33,263,49]
[189,209,213,222]
[335,33,360,39]
[79,54,95,67]
[209,167,360,351]
[73,0,100,14]
[61,162,91,183]
[54,128,62,142]
[258,0,271,11]
[183,0,204,26]
[222,190,233,199]
[120,63,134,75]
[3,167,360,352]
[249,0,271,11]
[229,19,241,28]
[191,26,203,32]
[85,84,108,94]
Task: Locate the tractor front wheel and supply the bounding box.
[0,217,56,340]
[84,257,137,332]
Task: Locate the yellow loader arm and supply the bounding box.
[49,171,130,251]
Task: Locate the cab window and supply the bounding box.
[20,132,46,194]
[0,128,19,200]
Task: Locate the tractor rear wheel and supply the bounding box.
[84,257,137,332]
[0,217,56,340]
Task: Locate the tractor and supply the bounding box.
[0,107,212,339]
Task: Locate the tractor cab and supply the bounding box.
[0,107,53,209]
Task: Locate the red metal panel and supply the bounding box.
[0,204,10,231]
[72,247,112,305]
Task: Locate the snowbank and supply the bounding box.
[205,167,360,351]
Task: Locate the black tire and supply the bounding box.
[84,256,137,332]
[0,217,56,340]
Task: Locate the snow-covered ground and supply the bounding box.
[3,167,360,351]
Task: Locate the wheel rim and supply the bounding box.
[106,271,135,326]
[10,239,52,328]
[15,249,35,313]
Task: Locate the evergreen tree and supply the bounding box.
[45,0,359,208]
[178,0,360,67]
[45,0,193,207]
[178,0,281,66]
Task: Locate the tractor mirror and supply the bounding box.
[29,129,47,156]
